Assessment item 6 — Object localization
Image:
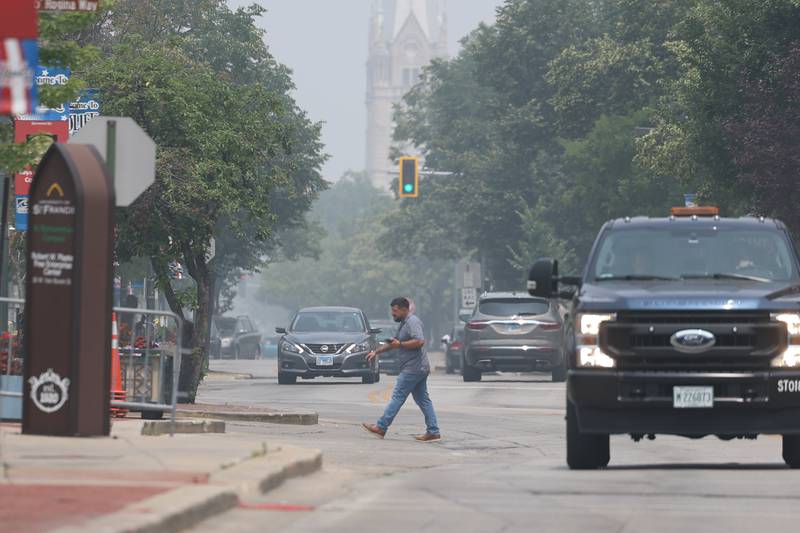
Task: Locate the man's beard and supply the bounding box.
[393,316,403,323]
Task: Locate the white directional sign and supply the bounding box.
[69,117,156,206]
[461,287,477,309]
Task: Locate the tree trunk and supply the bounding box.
[177,248,211,403]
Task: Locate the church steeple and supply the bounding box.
[366,0,448,190]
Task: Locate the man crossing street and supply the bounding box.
[362,297,441,442]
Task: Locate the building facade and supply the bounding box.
[366,0,448,190]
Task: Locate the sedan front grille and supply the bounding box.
[304,343,346,354]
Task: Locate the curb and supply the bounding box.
[52,445,323,533]
[53,485,239,533]
[141,419,226,436]
[177,409,318,425]
[212,445,323,496]
[205,371,254,380]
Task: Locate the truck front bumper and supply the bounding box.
[569,369,800,436]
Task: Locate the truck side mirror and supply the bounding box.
[528,258,559,298]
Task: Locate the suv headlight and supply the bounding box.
[575,313,616,368]
[772,313,800,368]
[346,341,371,354]
[280,340,303,354]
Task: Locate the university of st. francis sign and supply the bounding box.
[23,143,114,436]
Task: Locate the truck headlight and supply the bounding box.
[772,313,800,368]
[280,340,303,354]
[576,313,616,368]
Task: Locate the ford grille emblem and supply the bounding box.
[321,345,329,353]
[670,329,716,354]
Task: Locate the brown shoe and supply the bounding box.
[362,422,386,439]
[414,433,442,443]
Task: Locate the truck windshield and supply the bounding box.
[591,227,799,282]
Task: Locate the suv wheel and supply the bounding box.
[445,356,455,374]
[461,355,482,382]
[783,435,800,468]
[278,372,296,385]
[551,358,567,382]
[567,398,609,469]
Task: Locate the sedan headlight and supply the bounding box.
[772,313,800,368]
[575,313,616,368]
[280,340,303,354]
[346,341,371,354]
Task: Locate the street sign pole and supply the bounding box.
[106,119,117,182]
[0,175,9,331]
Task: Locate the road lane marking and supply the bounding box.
[368,383,393,404]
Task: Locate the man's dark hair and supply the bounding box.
[390,297,410,309]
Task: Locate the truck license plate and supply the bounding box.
[673,386,713,408]
[316,355,334,366]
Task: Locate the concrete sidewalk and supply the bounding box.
[0,417,321,533]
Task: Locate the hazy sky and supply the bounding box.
[227,1,503,181]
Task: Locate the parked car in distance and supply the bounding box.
[276,307,381,384]
[214,315,262,359]
[444,325,465,374]
[210,319,222,359]
[462,292,565,382]
[370,319,401,374]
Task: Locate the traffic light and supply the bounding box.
[399,156,419,198]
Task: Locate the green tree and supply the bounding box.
[87,1,326,400]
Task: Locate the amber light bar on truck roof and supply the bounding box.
[670,206,720,217]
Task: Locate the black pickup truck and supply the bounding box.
[528,207,800,469]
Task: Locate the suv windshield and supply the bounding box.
[591,227,799,282]
[215,317,237,336]
[478,298,550,317]
[291,311,366,333]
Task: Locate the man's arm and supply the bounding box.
[367,338,400,361]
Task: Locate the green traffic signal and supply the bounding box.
[399,157,419,198]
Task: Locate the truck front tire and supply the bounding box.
[567,399,609,470]
[783,435,800,468]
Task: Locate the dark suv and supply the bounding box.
[462,292,564,382]
[529,207,800,469]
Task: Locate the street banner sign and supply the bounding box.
[69,117,157,206]
[69,88,100,135]
[14,119,70,145]
[0,1,39,38]
[14,120,70,230]
[0,39,40,116]
[17,66,70,122]
[15,196,30,231]
[1,0,39,115]
[36,0,99,12]
[24,143,114,437]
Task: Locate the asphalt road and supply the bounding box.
[192,358,800,533]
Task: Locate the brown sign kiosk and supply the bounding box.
[23,143,114,436]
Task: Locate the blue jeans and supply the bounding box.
[377,371,440,435]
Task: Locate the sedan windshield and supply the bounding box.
[291,311,366,333]
[591,227,799,282]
